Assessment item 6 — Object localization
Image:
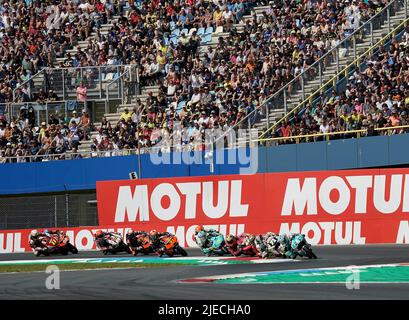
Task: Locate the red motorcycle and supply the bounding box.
[156,235,188,257]
[30,231,78,257]
[236,233,259,257]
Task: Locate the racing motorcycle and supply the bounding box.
[97,232,132,255]
[128,234,154,256]
[156,234,187,257]
[236,233,259,257]
[290,234,317,259]
[30,231,78,257]
[196,231,227,256]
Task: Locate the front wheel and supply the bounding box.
[176,245,188,257]
[309,251,318,259]
[67,243,78,254]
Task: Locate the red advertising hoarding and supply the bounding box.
[96,168,409,246]
[2,168,409,253]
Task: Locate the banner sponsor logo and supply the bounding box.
[2,168,409,253]
[96,168,409,246]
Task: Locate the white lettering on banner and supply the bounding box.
[176,182,201,219]
[229,180,249,217]
[13,233,25,253]
[279,221,365,244]
[319,176,350,215]
[334,221,353,244]
[346,176,373,213]
[113,181,248,223]
[202,181,229,219]
[151,183,180,221]
[281,174,409,216]
[373,175,403,214]
[167,224,246,247]
[319,222,335,245]
[75,230,94,250]
[281,178,317,216]
[396,221,409,244]
[115,185,149,222]
[403,175,409,212]
[0,233,13,253]
[186,225,198,248]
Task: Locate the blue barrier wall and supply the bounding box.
[1,134,409,195]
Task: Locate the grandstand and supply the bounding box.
[0,0,408,162]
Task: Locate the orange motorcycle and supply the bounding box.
[156,235,187,257]
[129,234,154,256]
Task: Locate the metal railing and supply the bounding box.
[2,100,86,127]
[256,125,409,145]
[12,64,138,103]
[1,124,408,164]
[214,0,408,145]
[259,15,409,140]
[105,65,140,113]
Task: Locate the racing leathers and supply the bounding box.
[236,233,259,256]
[274,233,299,258]
[94,232,122,251]
[126,230,149,254]
[29,230,59,248]
[194,229,224,256]
[255,232,279,258]
[149,232,173,252]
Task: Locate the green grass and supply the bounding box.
[0,263,187,273]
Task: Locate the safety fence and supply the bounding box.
[0,192,97,230]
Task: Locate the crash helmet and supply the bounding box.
[127,229,134,235]
[278,234,288,243]
[225,234,236,244]
[149,229,158,241]
[194,225,204,234]
[44,229,49,234]
[195,230,207,247]
[30,229,39,237]
[95,230,104,238]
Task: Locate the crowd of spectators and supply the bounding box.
[0,0,125,104]
[275,26,409,144]
[90,0,392,153]
[0,108,92,162]
[1,0,407,160]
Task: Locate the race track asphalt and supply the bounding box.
[0,245,408,300]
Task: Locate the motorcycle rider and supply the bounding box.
[126,229,149,255]
[255,232,279,258]
[193,225,224,254]
[236,233,259,257]
[149,229,173,253]
[94,229,122,252]
[29,229,59,247]
[274,233,297,258]
[225,234,241,256]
